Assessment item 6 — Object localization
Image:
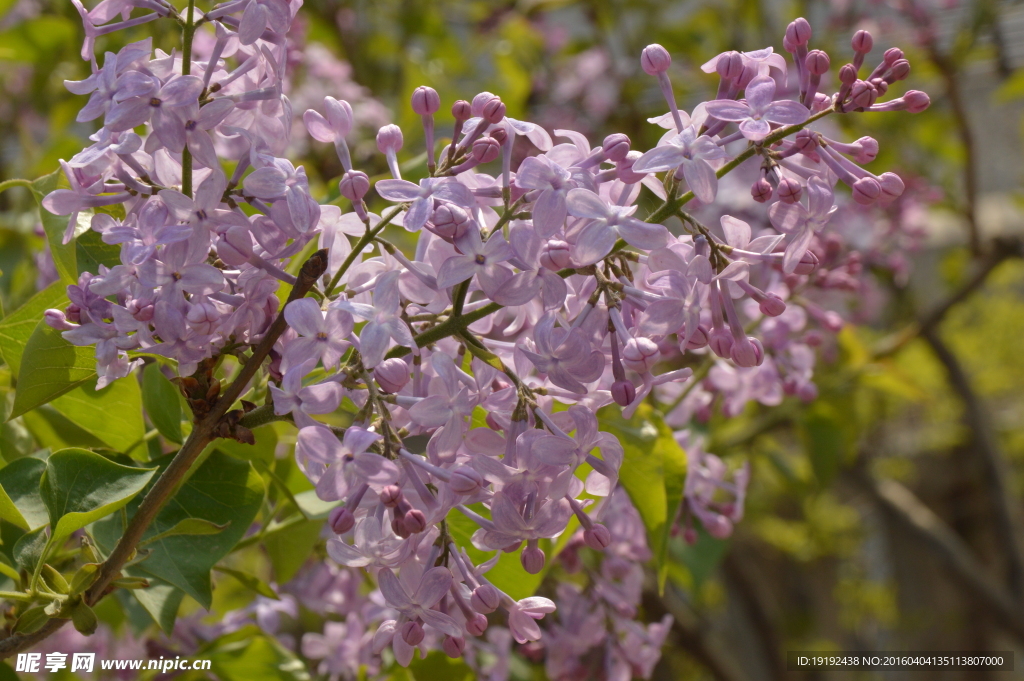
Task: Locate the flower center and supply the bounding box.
[474,254,486,265]
[149,97,162,108]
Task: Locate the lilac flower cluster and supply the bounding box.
[39,1,928,674]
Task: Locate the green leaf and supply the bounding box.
[21,406,105,451]
[446,506,544,601]
[94,450,264,609]
[10,322,96,418]
[0,476,28,530]
[202,626,311,681]
[40,448,156,547]
[800,403,849,487]
[142,363,182,444]
[264,519,322,583]
[128,575,184,633]
[0,457,48,530]
[140,517,230,545]
[40,564,70,594]
[49,377,146,453]
[291,489,339,520]
[75,229,121,276]
[0,282,66,375]
[13,606,49,634]
[70,599,98,635]
[213,566,279,599]
[29,169,76,285]
[598,403,687,592]
[69,563,99,595]
[13,526,47,573]
[408,651,475,681]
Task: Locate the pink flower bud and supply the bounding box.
[878,172,905,201]
[470,584,500,613]
[705,514,733,539]
[904,90,930,113]
[380,485,403,507]
[888,59,910,82]
[400,620,425,646]
[601,133,630,162]
[451,99,472,121]
[431,204,472,240]
[539,240,571,271]
[621,337,659,373]
[852,29,873,54]
[411,85,440,115]
[850,80,877,109]
[852,176,881,205]
[521,546,546,574]
[338,170,370,202]
[615,151,647,184]
[853,136,879,163]
[716,51,744,81]
[884,47,904,65]
[376,124,404,154]
[442,635,466,658]
[730,336,760,367]
[44,309,76,331]
[683,526,698,545]
[481,96,506,124]
[404,508,427,534]
[838,63,858,85]
[328,506,354,534]
[709,328,734,358]
[471,136,501,164]
[583,524,612,550]
[466,613,488,636]
[794,251,819,275]
[391,515,409,538]
[374,358,409,393]
[785,17,812,47]
[794,129,819,153]
[686,324,710,350]
[798,382,819,401]
[611,380,636,407]
[449,466,483,494]
[640,44,671,75]
[759,293,787,317]
[750,178,773,203]
[217,225,254,267]
[777,177,802,204]
[805,50,830,75]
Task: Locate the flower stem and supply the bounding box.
[180,0,196,198]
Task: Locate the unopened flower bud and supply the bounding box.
[716,51,744,81]
[328,506,354,534]
[683,526,698,545]
[730,336,760,367]
[481,96,506,124]
[583,524,612,550]
[640,44,671,75]
[850,80,877,109]
[400,620,425,646]
[785,17,812,47]
[838,63,858,85]
[521,546,546,574]
[884,47,904,65]
[705,514,733,539]
[471,584,500,614]
[471,136,501,164]
[404,508,427,534]
[709,328,734,358]
[794,251,819,275]
[411,86,441,115]
[488,127,509,146]
[777,177,802,204]
[751,177,773,203]
[904,90,930,113]
[798,382,819,401]
[539,240,571,271]
[852,176,881,205]
[611,380,636,407]
[466,613,488,636]
[852,30,873,54]
[601,133,630,162]
[380,485,403,507]
[615,151,646,184]
[376,124,404,154]
[449,466,484,495]
[338,169,370,202]
[889,59,910,81]
[759,293,787,317]
[805,50,830,75]
[374,358,409,393]
[431,204,472,240]
[442,635,466,658]
[686,324,710,350]
[451,99,472,121]
[217,225,254,267]
[878,172,905,201]
[44,309,76,330]
[621,337,659,373]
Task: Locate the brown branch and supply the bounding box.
[922,326,1024,606]
[722,553,786,681]
[0,249,328,659]
[854,474,1024,642]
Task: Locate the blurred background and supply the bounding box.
[2,0,1024,679]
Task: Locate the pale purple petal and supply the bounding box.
[374,179,422,202]
[738,117,771,142]
[564,188,610,220]
[617,218,669,251]
[412,567,453,608]
[285,298,325,337]
[377,568,414,610]
[681,158,718,204]
[764,100,810,125]
[632,145,685,174]
[703,100,752,123]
